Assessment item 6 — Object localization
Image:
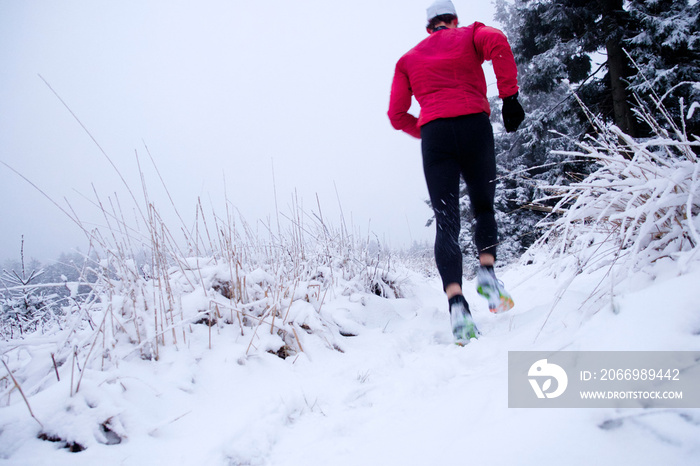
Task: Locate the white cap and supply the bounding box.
[426,0,457,21]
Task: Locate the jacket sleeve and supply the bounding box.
[473,25,519,99]
[387,59,421,139]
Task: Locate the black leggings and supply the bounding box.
[421,113,497,290]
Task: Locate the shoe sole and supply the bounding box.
[453,321,479,345]
[454,335,477,346]
[477,285,514,314]
[489,296,514,314]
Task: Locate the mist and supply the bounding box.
[0,0,498,263]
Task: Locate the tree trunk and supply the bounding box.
[606,39,637,137]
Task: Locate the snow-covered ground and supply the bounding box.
[2,251,699,466]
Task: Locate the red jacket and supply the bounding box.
[388,22,519,139]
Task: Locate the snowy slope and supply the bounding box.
[2,253,699,466]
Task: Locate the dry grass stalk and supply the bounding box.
[2,360,43,428]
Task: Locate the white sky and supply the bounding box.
[0,0,499,262]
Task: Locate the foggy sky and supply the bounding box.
[0,0,499,263]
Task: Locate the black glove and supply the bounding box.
[502,92,525,133]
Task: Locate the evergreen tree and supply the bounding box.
[471,0,598,264]
[474,0,700,264]
[498,0,640,135]
[626,0,700,136]
[496,0,699,136]
[0,241,57,337]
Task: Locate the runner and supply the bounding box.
[388,0,525,344]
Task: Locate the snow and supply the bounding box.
[688,101,700,120]
[2,251,700,465]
